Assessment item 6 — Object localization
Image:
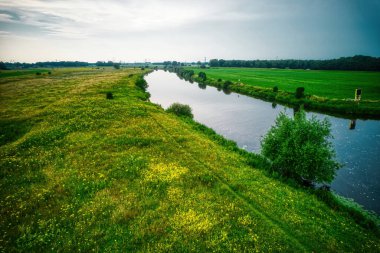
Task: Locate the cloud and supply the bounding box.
[0,13,15,23]
[0,0,379,62]
[0,0,263,38]
[0,30,11,36]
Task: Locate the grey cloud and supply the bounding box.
[0,0,379,62]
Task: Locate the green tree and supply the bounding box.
[0,61,7,70]
[261,110,340,184]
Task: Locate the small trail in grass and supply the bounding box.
[149,113,309,252]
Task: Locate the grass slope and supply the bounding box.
[191,67,380,100]
[1,68,379,252]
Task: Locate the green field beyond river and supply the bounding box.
[188,67,380,101]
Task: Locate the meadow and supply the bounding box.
[1,68,379,252]
[185,67,380,117]
[190,67,380,100]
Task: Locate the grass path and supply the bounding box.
[150,113,309,251]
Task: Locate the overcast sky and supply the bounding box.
[0,0,379,63]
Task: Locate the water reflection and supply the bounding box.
[198,83,207,89]
[293,105,300,116]
[146,70,380,214]
[222,88,232,95]
[349,120,357,130]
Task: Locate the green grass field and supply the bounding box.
[188,67,380,101]
[1,68,379,252]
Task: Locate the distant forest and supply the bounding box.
[209,55,380,71]
[0,61,141,69]
[1,55,380,71]
[0,61,89,69]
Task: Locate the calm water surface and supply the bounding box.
[146,70,380,214]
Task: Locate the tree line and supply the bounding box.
[209,55,380,71]
[0,61,89,69]
[2,55,379,71]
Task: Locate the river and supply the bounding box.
[145,70,380,214]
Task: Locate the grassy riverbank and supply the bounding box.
[186,67,380,118]
[1,68,379,252]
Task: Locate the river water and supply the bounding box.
[145,70,380,214]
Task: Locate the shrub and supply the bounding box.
[113,63,120,69]
[166,103,193,118]
[223,80,232,89]
[48,71,52,75]
[135,78,148,90]
[198,72,207,81]
[261,110,341,184]
[273,86,278,92]
[106,92,113,99]
[36,72,41,75]
[295,87,305,98]
[217,78,222,82]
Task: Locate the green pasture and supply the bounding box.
[189,67,380,101]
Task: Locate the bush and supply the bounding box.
[36,72,41,75]
[261,110,340,184]
[198,72,207,81]
[223,80,232,89]
[113,63,120,69]
[273,86,278,92]
[166,103,193,118]
[135,78,148,90]
[106,92,113,99]
[295,87,305,98]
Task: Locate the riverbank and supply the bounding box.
[1,68,379,251]
[181,67,380,119]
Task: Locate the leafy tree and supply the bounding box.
[261,110,341,184]
[209,59,219,67]
[0,61,7,70]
